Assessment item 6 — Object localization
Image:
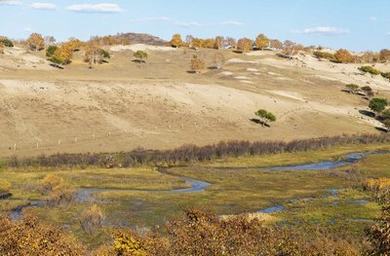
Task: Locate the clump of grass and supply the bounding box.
[358,66,381,75]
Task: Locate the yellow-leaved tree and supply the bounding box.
[26,33,45,51]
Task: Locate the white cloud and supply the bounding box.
[130,16,171,23]
[66,3,123,13]
[31,2,56,10]
[220,20,244,26]
[369,16,377,21]
[0,0,22,5]
[293,26,350,36]
[175,21,203,27]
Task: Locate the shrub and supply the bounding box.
[313,51,336,61]
[255,34,269,50]
[381,72,390,80]
[382,109,390,120]
[345,84,360,94]
[190,55,205,73]
[384,119,390,132]
[0,214,85,255]
[49,45,73,65]
[170,34,183,48]
[0,44,4,54]
[26,33,45,51]
[361,86,374,97]
[133,50,148,63]
[359,66,381,75]
[84,45,110,66]
[80,204,104,235]
[0,37,14,47]
[46,45,58,57]
[369,98,388,114]
[236,38,253,53]
[40,174,74,206]
[379,49,390,62]
[255,109,276,127]
[0,179,11,193]
[334,49,355,63]
[107,208,361,256]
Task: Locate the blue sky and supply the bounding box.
[0,0,389,51]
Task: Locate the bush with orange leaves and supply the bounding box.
[190,55,205,73]
[103,208,361,256]
[236,38,253,53]
[334,49,356,63]
[0,214,85,255]
[170,34,183,48]
[39,174,75,206]
[26,33,45,51]
[80,204,104,235]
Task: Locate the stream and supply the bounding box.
[8,150,389,219]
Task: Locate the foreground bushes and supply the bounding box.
[7,134,390,169]
[93,209,362,256]
[0,215,85,255]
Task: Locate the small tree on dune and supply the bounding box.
[255,34,270,50]
[369,98,388,116]
[255,109,276,127]
[345,84,359,94]
[361,86,374,98]
[334,49,355,63]
[190,55,205,73]
[214,36,224,49]
[133,50,148,63]
[236,38,253,53]
[170,34,183,48]
[26,33,45,51]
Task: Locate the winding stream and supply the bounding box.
[8,150,389,219]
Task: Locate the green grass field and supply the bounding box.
[0,143,389,247]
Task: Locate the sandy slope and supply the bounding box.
[0,45,388,157]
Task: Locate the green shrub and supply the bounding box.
[345,84,359,94]
[313,51,335,61]
[359,66,381,75]
[100,49,110,59]
[369,98,388,114]
[46,45,58,57]
[381,72,390,80]
[0,37,14,47]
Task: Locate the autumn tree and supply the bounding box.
[84,44,110,68]
[379,49,390,62]
[255,109,276,127]
[27,33,45,51]
[236,38,253,53]
[214,36,224,49]
[0,36,14,47]
[225,37,237,49]
[190,55,205,73]
[255,34,270,50]
[49,45,73,65]
[270,39,283,49]
[133,50,148,63]
[170,34,183,48]
[334,49,355,63]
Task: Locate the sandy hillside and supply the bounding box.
[0,45,389,157]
